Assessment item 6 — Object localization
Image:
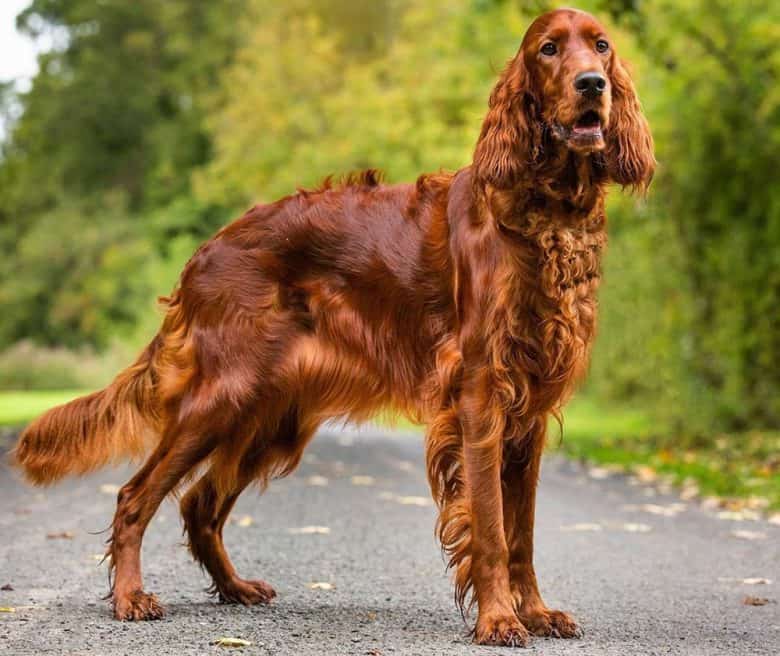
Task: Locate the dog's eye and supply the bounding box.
[541,42,557,56]
[596,39,609,53]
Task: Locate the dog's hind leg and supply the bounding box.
[107,408,225,620]
[180,471,273,604]
[181,406,318,605]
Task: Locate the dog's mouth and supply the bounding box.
[571,110,603,139]
[551,109,606,151]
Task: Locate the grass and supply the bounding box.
[0,390,87,428]
[1,390,777,510]
[555,397,780,511]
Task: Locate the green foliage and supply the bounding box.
[0,0,244,350]
[0,340,130,390]
[590,0,780,435]
[2,198,147,347]
[0,0,778,449]
[9,0,243,209]
[196,0,609,207]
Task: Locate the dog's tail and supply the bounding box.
[13,338,162,485]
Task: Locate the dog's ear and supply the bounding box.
[605,57,656,192]
[473,53,539,189]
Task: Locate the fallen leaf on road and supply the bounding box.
[0,608,15,613]
[309,582,334,590]
[288,526,331,535]
[731,530,767,541]
[768,514,780,526]
[719,577,772,585]
[351,475,375,486]
[587,467,612,480]
[395,496,431,506]
[744,497,770,510]
[0,584,13,591]
[721,498,754,512]
[621,523,653,533]
[633,465,658,483]
[99,484,120,495]
[700,497,723,511]
[743,596,772,606]
[306,475,329,487]
[377,492,431,506]
[560,523,603,532]
[212,637,252,647]
[623,503,686,517]
[717,510,761,522]
[679,480,700,501]
[46,531,74,539]
[236,516,253,527]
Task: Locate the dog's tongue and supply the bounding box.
[573,111,602,135]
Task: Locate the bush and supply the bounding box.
[588,0,780,437]
[0,340,135,390]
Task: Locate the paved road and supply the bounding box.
[0,426,778,655]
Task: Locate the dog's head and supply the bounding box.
[473,9,655,191]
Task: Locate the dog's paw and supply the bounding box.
[474,611,531,647]
[519,606,580,638]
[217,578,276,605]
[113,590,165,621]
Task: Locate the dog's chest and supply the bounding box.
[536,224,603,316]
[499,221,606,406]
[534,223,604,380]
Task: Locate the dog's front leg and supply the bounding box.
[503,421,580,638]
[460,370,530,648]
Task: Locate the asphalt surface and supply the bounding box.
[0,425,778,656]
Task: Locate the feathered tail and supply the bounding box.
[13,339,162,485]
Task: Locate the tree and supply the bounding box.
[591,0,780,433]
[0,0,245,347]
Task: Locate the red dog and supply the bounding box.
[16,9,653,647]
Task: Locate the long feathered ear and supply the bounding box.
[606,58,656,191]
[473,53,539,189]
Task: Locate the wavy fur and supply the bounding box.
[13,9,652,643]
[14,340,161,484]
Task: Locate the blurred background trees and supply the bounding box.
[1,0,779,442]
[589,0,780,438]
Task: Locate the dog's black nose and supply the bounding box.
[574,71,606,98]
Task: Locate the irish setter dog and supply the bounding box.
[15,9,653,647]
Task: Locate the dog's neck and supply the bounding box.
[480,146,608,235]
[531,145,609,212]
